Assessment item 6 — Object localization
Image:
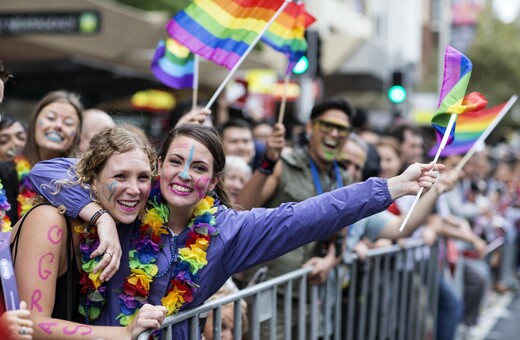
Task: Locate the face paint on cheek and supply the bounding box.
[102,181,117,201]
[179,145,195,180]
[320,145,336,161]
[37,119,44,128]
[195,177,211,199]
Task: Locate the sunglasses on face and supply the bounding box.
[314,120,352,137]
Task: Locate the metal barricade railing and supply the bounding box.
[138,239,439,340]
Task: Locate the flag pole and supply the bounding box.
[192,54,200,111]
[399,113,457,232]
[204,0,291,110]
[455,94,518,172]
[278,74,291,123]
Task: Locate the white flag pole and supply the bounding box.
[399,113,457,232]
[455,94,518,172]
[192,54,200,111]
[278,74,291,124]
[204,0,291,110]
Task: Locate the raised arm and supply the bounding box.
[236,123,285,209]
[28,158,120,281]
[12,205,166,339]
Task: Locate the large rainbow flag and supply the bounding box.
[166,0,286,70]
[429,101,505,157]
[431,46,486,146]
[260,1,316,74]
[151,39,194,89]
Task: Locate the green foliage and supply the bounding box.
[112,0,190,15]
[466,6,520,105]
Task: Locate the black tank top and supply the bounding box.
[11,203,80,320]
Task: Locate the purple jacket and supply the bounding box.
[29,158,393,338]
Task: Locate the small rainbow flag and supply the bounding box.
[260,1,316,74]
[429,101,505,157]
[166,0,286,70]
[431,46,486,145]
[151,39,194,89]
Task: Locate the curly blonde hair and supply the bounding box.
[75,126,156,185]
[45,127,156,198]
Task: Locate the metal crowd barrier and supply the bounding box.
[138,239,439,340]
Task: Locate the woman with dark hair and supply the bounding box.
[29,124,442,338]
[0,113,26,162]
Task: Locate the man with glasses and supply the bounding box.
[237,98,354,339]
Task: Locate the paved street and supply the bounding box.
[469,290,520,340]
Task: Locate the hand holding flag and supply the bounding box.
[399,46,485,232]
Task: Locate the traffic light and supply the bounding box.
[388,71,407,104]
[292,55,309,75]
[292,30,320,78]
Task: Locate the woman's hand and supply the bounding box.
[127,304,167,340]
[387,162,445,200]
[91,213,122,281]
[0,301,34,339]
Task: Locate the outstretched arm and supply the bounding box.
[28,158,120,281]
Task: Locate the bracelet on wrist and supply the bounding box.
[87,208,107,230]
[257,156,277,176]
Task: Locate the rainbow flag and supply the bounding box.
[166,0,286,70]
[429,101,505,157]
[260,1,316,74]
[431,46,485,145]
[151,39,194,89]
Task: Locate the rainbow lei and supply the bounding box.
[77,180,219,326]
[0,181,11,232]
[0,155,33,232]
[75,222,107,323]
[15,155,35,218]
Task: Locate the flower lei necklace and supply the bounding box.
[0,155,33,232]
[15,155,35,218]
[76,180,219,325]
[0,181,11,232]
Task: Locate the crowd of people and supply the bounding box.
[0,58,518,340]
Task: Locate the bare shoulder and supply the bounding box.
[12,204,68,240]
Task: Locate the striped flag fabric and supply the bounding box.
[166,0,286,70]
[429,101,505,157]
[151,38,194,89]
[260,1,316,74]
[431,46,486,145]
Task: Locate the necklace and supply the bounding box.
[15,155,35,218]
[0,155,33,232]
[76,180,219,325]
[0,181,11,232]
